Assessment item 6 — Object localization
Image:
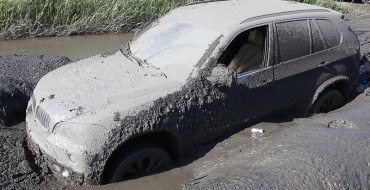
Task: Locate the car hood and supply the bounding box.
[32,51,189,131]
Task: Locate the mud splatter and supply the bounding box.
[328,119,357,129]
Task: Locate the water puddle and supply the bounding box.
[0,33,134,61]
[84,169,191,190]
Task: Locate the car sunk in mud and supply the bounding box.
[26,0,360,185]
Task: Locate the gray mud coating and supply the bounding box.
[0,55,71,126]
[208,65,237,87]
[327,119,356,129]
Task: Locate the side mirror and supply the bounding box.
[207,65,236,87]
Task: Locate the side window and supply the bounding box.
[218,26,268,74]
[316,19,341,49]
[310,20,326,53]
[276,20,310,63]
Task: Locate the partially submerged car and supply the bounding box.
[26,0,360,185]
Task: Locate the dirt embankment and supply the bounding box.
[0,55,70,126]
[0,14,370,190]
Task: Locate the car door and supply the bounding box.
[273,19,321,113]
[219,25,275,126]
[271,19,338,115]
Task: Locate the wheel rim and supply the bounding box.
[122,155,167,178]
[109,147,172,183]
[319,95,342,113]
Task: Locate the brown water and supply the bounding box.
[0,33,134,61]
[84,170,191,190]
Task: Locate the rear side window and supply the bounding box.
[276,20,310,63]
[310,20,326,53]
[316,19,341,49]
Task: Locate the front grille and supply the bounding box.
[36,107,51,130]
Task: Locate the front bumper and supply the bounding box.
[27,134,84,185]
[26,112,86,185]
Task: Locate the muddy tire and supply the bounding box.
[363,0,370,4]
[312,89,344,114]
[105,143,172,183]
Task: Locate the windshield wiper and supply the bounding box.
[120,42,145,66]
[120,42,167,78]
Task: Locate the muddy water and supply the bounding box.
[0,33,134,61]
[85,170,191,190]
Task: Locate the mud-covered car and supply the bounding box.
[26,0,360,185]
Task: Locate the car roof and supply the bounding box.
[159,0,340,33]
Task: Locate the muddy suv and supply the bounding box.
[26,0,360,185]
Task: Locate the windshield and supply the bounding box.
[131,21,221,68]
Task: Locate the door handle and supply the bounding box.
[319,61,330,67]
[257,78,269,87]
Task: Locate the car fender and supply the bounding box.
[310,75,350,107]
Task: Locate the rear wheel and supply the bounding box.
[105,143,172,183]
[312,89,344,114]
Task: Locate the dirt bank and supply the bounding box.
[0,55,70,126]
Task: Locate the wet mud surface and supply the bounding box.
[1,15,370,190]
[0,123,65,190]
[0,55,71,126]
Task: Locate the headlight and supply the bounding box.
[50,122,107,153]
[27,94,36,114]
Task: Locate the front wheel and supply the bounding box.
[363,0,370,4]
[311,89,344,114]
[105,143,172,183]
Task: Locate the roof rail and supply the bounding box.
[185,0,230,6]
[241,9,330,24]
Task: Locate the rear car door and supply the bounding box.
[271,19,341,115]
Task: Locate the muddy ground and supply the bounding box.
[0,55,71,126]
[1,13,370,190]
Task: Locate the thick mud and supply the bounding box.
[0,55,71,126]
[0,123,66,190]
[0,14,370,190]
